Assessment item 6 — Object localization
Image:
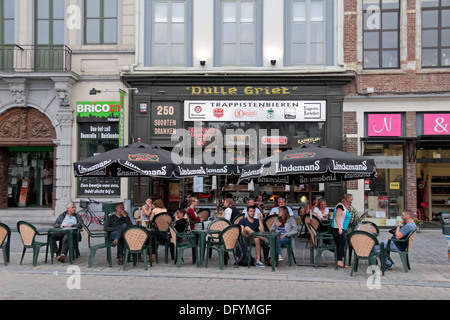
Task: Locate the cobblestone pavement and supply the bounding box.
[0,210,449,301]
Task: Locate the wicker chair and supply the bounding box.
[380,229,417,275]
[168,223,199,268]
[206,225,241,270]
[263,214,278,231]
[17,221,50,266]
[197,209,210,221]
[307,223,338,269]
[356,221,380,236]
[232,213,244,225]
[82,222,112,268]
[121,225,152,270]
[207,218,231,258]
[153,212,174,263]
[348,231,380,277]
[0,223,11,265]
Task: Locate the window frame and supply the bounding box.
[84,0,118,45]
[214,0,263,67]
[421,0,450,68]
[1,0,15,45]
[362,0,400,70]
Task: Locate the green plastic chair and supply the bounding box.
[206,225,241,270]
[348,231,380,277]
[81,222,112,268]
[381,229,417,275]
[17,221,50,266]
[168,223,198,268]
[121,225,153,270]
[0,223,11,265]
[307,223,338,269]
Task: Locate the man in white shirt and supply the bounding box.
[51,203,82,263]
[269,198,294,216]
[242,199,263,219]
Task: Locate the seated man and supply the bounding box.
[373,210,417,270]
[269,197,294,216]
[238,205,267,268]
[242,199,263,219]
[104,203,133,265]
[52,202,82,263]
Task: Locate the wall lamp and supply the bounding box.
[200,60,206,67]
[89,87,138,95]
[270,60,276,66]
[89,88,101,95]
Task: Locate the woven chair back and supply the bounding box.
[124,227,148,251]
[307,223,318,247]
[169,224,178,247]
[233,215,244,225]
[197,210,210,221]
[18,223,36,246]
[221,226,240,250]
[0,225,8,245]
[154,213,173,232]
[350,233,376,258]
[264,215,278,230]
[209,219,229,232]
[407,230,417,251]
[359,223,377,234]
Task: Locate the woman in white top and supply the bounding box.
[313,198,329,220]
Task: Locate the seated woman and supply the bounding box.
[270,206,298,261]
[149,199,167,221]
[313,198,329,220]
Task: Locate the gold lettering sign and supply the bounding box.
[186,86,297,95]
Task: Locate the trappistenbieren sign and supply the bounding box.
[184,100,326,122]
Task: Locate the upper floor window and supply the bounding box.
[144,0,192,67]
[214,0,262,66]
[421,0,450,68]
[285,0,334,66]
[1,0,14,45]
[36,0,65,45]
[362,0,400,69]
[84,0,117,44]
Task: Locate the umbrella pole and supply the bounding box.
[138,173,141,219]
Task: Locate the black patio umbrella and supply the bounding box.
[239,144,377,204]
[73,140,204,210]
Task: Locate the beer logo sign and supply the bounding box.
[128,154,159,161]
[284,152,315,159]
[213,108,224,119]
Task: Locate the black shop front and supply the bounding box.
[123,74,353,210]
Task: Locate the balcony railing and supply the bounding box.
[0,44,72,72]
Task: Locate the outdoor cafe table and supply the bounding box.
[48,227,77,264]
[192,229,221,267]
[250,231,279,272]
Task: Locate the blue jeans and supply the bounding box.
[108,223,128,258]
[373,240,402,267]
[276,235,291,255]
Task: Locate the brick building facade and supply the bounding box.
[342,0,450,224]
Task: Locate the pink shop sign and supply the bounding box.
[368,114,402,136]
[424,114,450,135]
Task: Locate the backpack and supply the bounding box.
[233,242,255,266]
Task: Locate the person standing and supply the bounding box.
[41,163,53,206]
[332,194,353,268]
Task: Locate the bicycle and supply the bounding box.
[77,199,107,228]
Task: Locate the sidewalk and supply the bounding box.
[1,208,449,292]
